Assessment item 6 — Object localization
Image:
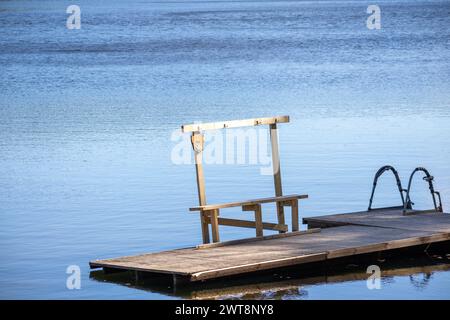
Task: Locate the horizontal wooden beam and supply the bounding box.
[190,194,308,211]
[181,115,289,133]
[217,217,288,232]
[190,253,327,281]
[196,228,321,249]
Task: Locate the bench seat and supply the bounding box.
[189,194,308,211]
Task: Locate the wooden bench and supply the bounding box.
[190,194,308,242]
[181,116,309,244]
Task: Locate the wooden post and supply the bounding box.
[270,123,285,232]
[191,132,210,244]
[242,204,263,237]
[210,209,220,243]
[182,116,292,243]
[291,199,299,232]
[172,274,188,290]
[254,205,263,237]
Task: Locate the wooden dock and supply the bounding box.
[303,207,450,232]
[90,254,450,299]
[89,116,448,287]
[90,208,450,284]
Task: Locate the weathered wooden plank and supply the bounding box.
[242,204,264,237]
[384,232,450,250]
[200,212,210,244]
[190,253,327,281]
[291,199,299,232]
[196,228,321,249]
[191,132,210,244]
[217,217,288,232]
[254,205,264,237]
[89,260,192,276]
[181,115,289,133]
[270,123,285,233]
[303,208,450,233]
[210,209,220,243]
[91,218,450,282]
[190,194,308,211]
[92,248,321,275]
[327,243,388,259]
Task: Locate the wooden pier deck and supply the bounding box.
[90,208,450,283]
[90,256,450,299]
[303,207,450,232]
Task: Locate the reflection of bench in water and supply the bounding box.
[90,115,449,288]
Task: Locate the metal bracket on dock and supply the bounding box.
[368,165,443,214]
[403,167,443,214]
[368,165,408,211]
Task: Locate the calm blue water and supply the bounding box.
[1,0,450,299]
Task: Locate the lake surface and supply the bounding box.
[1,0,450,299]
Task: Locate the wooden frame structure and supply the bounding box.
[181,115,308,244]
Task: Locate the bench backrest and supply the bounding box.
[181,116,290,208]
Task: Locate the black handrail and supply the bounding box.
[403,167,443,213]
[368,165,407,211]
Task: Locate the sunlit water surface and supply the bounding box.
[0,0,450,299]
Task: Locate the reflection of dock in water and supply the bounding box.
[90,246,450,299]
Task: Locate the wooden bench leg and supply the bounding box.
[200,211,210,244]
[291,199,299,232]
[242,204,264,237]
[210,209,220,243]
[254,205,263,237]
[276,203,286,233]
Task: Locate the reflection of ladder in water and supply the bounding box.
[181,115,308,244]
[368,165,443,214]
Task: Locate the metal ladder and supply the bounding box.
[368,165,443,214]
